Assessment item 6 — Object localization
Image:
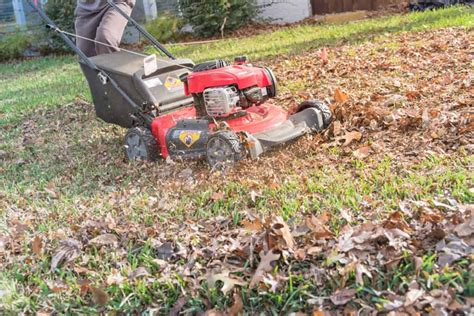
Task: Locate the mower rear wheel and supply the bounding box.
[297,100,333,129]
[124,127,159,162]
[206,131,243,169]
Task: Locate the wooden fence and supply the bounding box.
[311,0,403,14]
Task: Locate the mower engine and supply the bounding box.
[182,57,277,118]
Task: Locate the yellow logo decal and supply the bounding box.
[179,131,201,148]
[164,76,183,91]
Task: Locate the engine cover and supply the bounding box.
[184,64,275,95]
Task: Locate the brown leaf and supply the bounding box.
[306,215,334,239]
[205,309,225,316]
[332,120,342,136]
[272,216,295,249]
[48,280,69,293]
[330,288,357,305]
[334,88,349,103]
[413,256,423,276]
[169,296,187,316]
[249,249,280,288]
[353,145,370,159]
[307,246,322,255]
[90,286,109,306]
[211,191,225,201]
[78,278,91,294]
[383,211,412,233]
[50,238,81,272]
[31,235,43,255]
[312,309,325,316]
[88,234,118,247]
[355,263,372,285]
[228,291,244,316]
[106,269,125,285]
[339,131,362,147]
[319,48,328,65]
[208,271,245,295]
[241,218,263,232]
[294,248,306,261]
[128,266,149,280]
[453,209,474,237]
[404,288,424,307]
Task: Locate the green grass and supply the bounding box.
[0,5,472,126]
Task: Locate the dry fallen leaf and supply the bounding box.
[106,269,125,286]
[205,309,225,316]
[211,191,225,201]
[128,266,149,280]
[334,88,349,103]
[306,215,334,239]
[249,249,281,288]
[50,238,81,272]
[228,291,244,316]
[241,218,263,232]
[90,286,109,306]
[340,131,362,147]
[272,216,295,249]
[319,47,329,65]
[169,296,187,316]
[208,271,245,295]
[330,288,357,305]
[353,145,370,159]
[355,263,372,285]
[404,288,424,307]
[88,234,118,247]
[31,235,43,255]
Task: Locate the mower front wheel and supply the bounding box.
[297,100,333,129]
[124,127,159,162]
[206,131,243,169]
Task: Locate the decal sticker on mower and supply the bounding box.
[144,77,163,88]
[179,130,202,147]
[164,76,183,92]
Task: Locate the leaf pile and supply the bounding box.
[2,198,472,313]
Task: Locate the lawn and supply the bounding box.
[1,6,473,314]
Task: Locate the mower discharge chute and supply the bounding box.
[31,0,332,168]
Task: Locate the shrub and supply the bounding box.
[0,32,30,62]
[145,12,184,43]
[42,0,76,52]
[178,0,259,38]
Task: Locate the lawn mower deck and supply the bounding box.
[32,0,332,168]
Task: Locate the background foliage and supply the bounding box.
[42,0,76,52]
[0,31,31,62]
[178,0,259,37]
[145,12,185,42]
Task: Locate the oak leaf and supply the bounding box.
[208,271,245,295]
[249,249,280,288]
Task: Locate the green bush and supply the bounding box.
[178,0,259,38]
[42,0,76,52]
[145,12,184,43]
[0,32,30,62]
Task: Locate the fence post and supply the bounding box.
[12,0,27,29]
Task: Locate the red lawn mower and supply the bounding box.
[32,1,332,168]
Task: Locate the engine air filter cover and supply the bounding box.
[203,86,240,117]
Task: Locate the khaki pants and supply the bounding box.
[74,1,134,57]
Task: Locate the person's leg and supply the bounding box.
[74,7,104,57]
[94,2,133,55]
